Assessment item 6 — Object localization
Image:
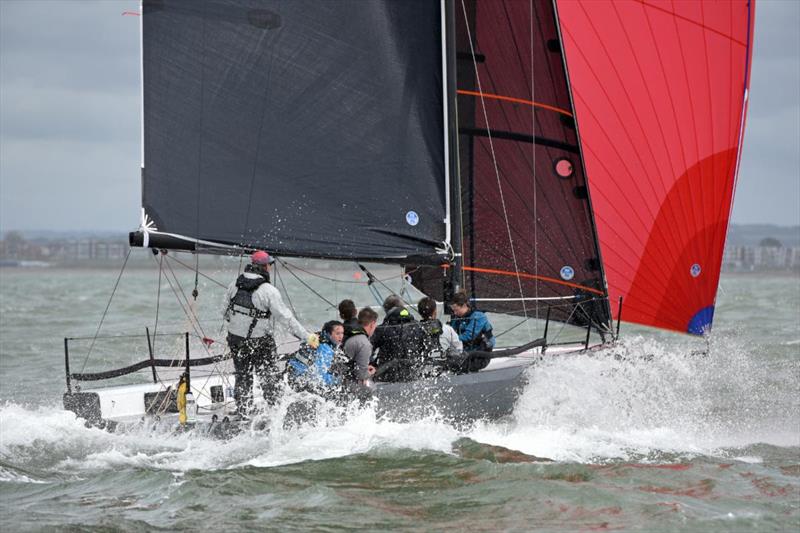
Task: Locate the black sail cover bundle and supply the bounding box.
[410,0,611,331]
[140,0,447,262]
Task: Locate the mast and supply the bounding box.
[444,0,464,304]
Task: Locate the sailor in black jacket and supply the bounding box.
[370,295,427,382]
[338,299,360,343]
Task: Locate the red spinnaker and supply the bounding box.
[558,0,755,334]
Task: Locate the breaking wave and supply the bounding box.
[1,333,797,476]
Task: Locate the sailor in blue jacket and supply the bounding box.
[287,321,344,389]
[448,291,496,354]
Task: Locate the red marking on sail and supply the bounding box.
[558,0,755,334]
[463,265,605,296]
[456,89,574,117]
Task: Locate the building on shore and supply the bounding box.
[722,245,800,272]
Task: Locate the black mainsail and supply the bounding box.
[134,0,448,263]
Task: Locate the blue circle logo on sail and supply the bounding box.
[405,211,419,226]
[690,263,701,277]
[560,265,574,280]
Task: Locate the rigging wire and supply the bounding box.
[493,317,530,339]
[280,259,413,285]
[162,256,212,354]
[460,0,532,332]
[79,247,132,374]
[163,255,206,336]
[192,253,200,300]
[165,253,227,288]
[274,260,298,317]
[152,252,164,356]
[548,301,580,344]
[275,258,336,309]
[158,255,230,401]
[531,0,539,324]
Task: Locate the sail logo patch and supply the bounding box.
[406,211,419,226]
[560,266,575,280]
[554,158,574,178]
[690,263,701,277]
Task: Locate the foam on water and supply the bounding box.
[1,333,797,475]
[467,333,800,461]
[0,466,48,484]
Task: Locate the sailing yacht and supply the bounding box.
[62,0,754,431]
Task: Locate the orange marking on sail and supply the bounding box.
[457,89,573,117]
[462,265,605,296]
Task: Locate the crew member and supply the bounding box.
[343,307,378,384]
[286,320,344,390]
[223,250,318,414]
[449,290,495,370]
[417,296,462,356]
[370,294,427,382]
[338,299,359,342]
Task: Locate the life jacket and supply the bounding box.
[419,318,443,356]
[340,328,369,382]
[451,308,494,352]
[287,334,342,388]
[342,318,360,342]
[372,307,427,381]
[227,274,271,339]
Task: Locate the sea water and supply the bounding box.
[0,259,798,531]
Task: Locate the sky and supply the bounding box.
[0,0,798,232]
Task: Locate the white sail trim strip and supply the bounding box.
[471,296,578,302]
[440,0,452,248]
[139,0,144,168]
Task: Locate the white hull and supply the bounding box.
[64,343,593,430]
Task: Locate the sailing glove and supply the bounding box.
[307,333,320,349]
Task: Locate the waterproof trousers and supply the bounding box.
[227,333,280,414]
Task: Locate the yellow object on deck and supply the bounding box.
[177,380,188,425]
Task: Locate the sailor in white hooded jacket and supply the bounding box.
[223,251,318,413]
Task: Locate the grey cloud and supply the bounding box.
[1,138,140,231]
[0,1,139,92]
[752,0,799,61]
[731,0,800,225]
[0,82,139,142]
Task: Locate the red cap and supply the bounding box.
[251,250,273,265]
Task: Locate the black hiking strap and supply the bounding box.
[71,353,232,382]
[246,315,260,340]
[371,337,547,380]
[465,337,546,360]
